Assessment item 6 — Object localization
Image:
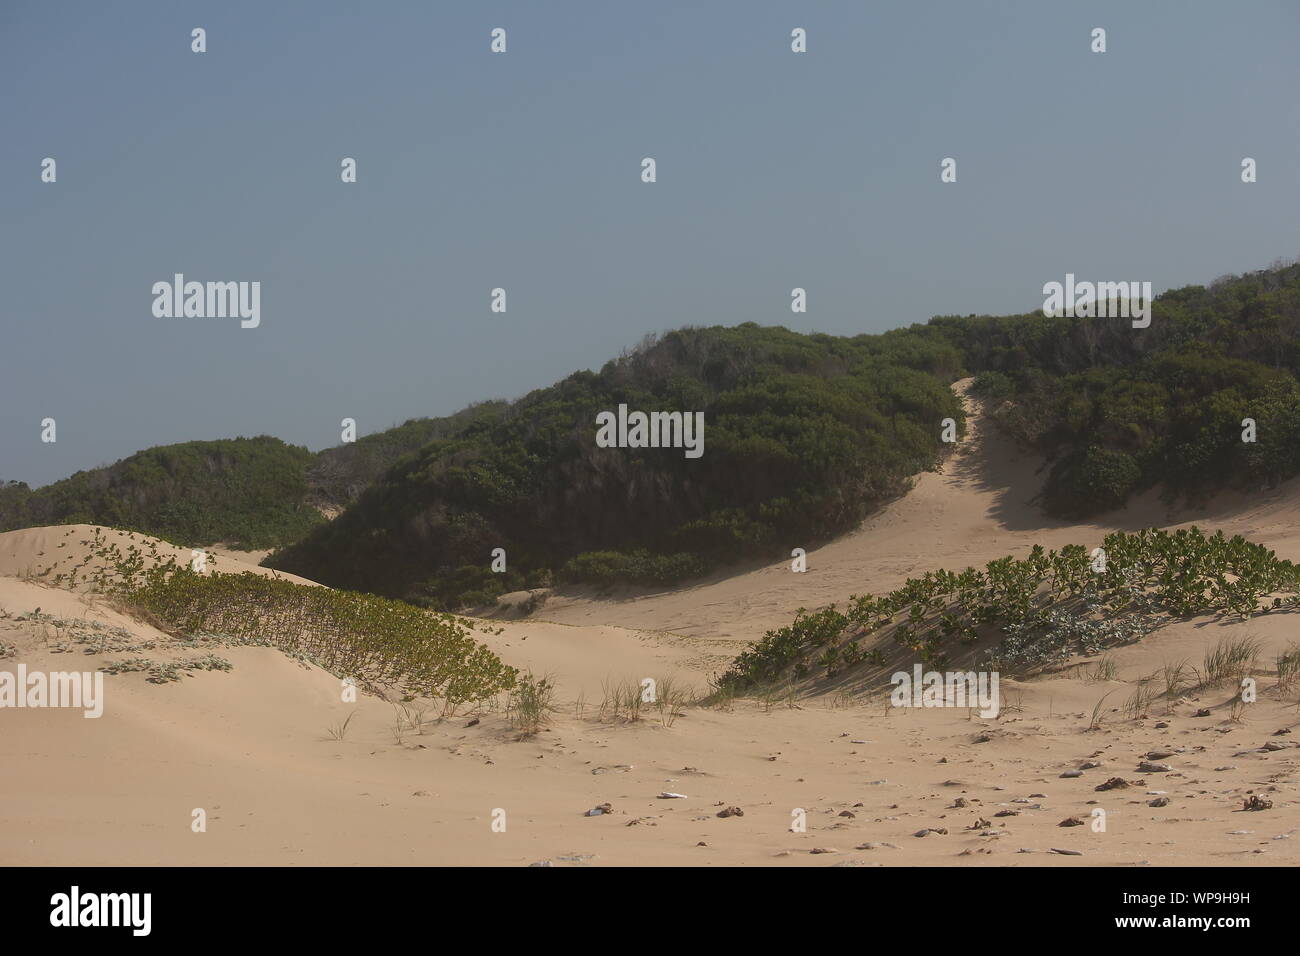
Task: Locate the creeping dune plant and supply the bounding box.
[719,527,1300,691]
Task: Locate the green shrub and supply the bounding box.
[559,549,709,588]
[1044,446,1142,517]
[717,527,1300,690]
[972,370,1016,401]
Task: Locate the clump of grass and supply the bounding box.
[998,689,1024,716]
[1275,643,1300,691]
[754,680,799,713]
[701,671,743,712]
[652,675,693,727]
[507,671,556,736]
[327,710,357,741]
[1088,690,1116,731]
[597,677,644,722]
[395,701,427,735]
[1122,680,1158,720]
[830,688,858,710]
[1200,634,1262,689]
[1160,658,1191,702]
[1085,656,1118,682]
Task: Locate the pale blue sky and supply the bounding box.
[3,0,1299,486]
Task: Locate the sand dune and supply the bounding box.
[542,381,1300,645]
[0,524,321,589]
[2,384,1297,866]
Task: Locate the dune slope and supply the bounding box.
[542,380,1300,646]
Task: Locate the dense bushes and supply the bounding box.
[0,437,322,549]
[947,260,1300,514]
[308,401,508,507]
[267,325,965,606]
[271,262,1300,603]
[558,550,709,588]
[0,406,504,550]
[11,261,1300,603]
[1043,446,1143,517]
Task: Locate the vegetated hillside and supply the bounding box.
[308,401,509,508]
[0,406,509,550]
[268,260,1300,607]
[265,325,966,607]
[0,437,321,550]
[931,259,1300,517]
[12,261,1298,598]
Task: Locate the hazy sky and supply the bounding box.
[3,0,1299,487]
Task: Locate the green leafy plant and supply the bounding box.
[716,527,1300,692]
